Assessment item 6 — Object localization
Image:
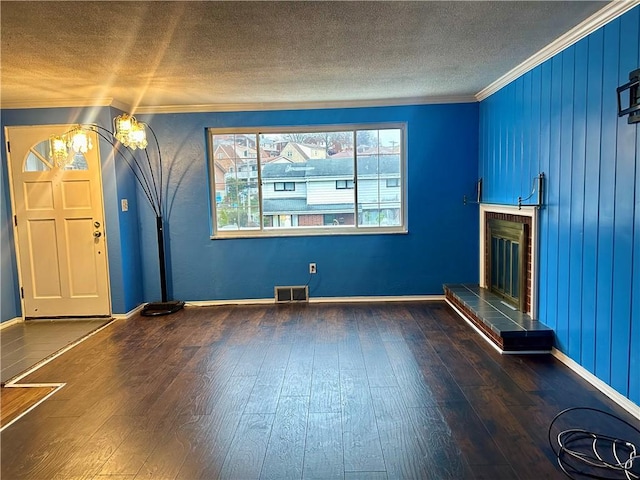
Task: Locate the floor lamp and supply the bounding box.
[50,117,184,317]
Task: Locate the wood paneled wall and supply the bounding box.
[479,6,640,404]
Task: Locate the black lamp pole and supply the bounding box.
[157,215,168,302]
[91,122,184,316]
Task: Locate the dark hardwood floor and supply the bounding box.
[1,301,636,479]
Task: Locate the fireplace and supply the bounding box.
[442,203,548,351]
[480,205,538,317]
[487,218,527,311]
[442,204,548,351]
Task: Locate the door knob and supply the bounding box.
[93,231,102,238]
[94,221,101,228]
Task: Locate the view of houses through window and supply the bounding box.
[209,124,405,236]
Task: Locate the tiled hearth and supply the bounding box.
[444,284,554,353]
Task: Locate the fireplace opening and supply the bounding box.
[487,218,528,311]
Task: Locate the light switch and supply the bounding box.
[121,199,129,212]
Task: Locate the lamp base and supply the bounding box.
[140,300,185,317]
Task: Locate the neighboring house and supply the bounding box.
[279,142,327,162]
[359,145,400,155]
[213,142,272,201]
[261,156,401,227]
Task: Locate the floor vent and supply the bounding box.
[275,285,309,303]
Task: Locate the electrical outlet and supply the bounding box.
[309,263,317,274]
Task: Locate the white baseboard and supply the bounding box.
[185,294,445,307]
[112,304,145,320]
[310,294,444,303]
[186,298,275,307]
[0,317,23,329]
[551,348,640,421]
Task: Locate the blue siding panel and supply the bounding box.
[530,68,542,190]
[557,49,575,349]
[610,10,639,396]
[522,73,532,196]
[538,60,553,326]
[545,55,564,335]
[594,20,620,384]
[581,28,604,373]
[503,89,510,200]
[568,39,588,360]
[632,99,640,405]
[514,78,524,196]
[480,6,640,405]
[631,10,640,405]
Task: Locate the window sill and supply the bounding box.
[210,226,408,240]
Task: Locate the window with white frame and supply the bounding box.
[208,124,406,237]
[336,180,355,189]
[386,178,400,188]
[274,182,295,191]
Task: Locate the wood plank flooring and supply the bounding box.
[0,386,57,428]
[1,301,636,479]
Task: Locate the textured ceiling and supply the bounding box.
[0,1,609,111]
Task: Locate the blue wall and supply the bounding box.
[1,103,479,321]
[137,104,480,302]
[1,124,20,322]
[0,106,144,319]
[480,6,639,404]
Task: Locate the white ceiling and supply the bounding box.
[0,1,616,112]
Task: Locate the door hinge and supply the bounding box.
[6,141,10,153]
[14,215,17,227]
[20,287,24,299]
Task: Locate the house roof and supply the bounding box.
[261,163,309,179]
[261,156,400,179]
[0,1,616,111]
[263,199,354,215]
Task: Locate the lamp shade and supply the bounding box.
[114,114,134,145]
[113,113,148,149]
[69,127,92,153]
[49,135,70,167]
[128,122,148,150]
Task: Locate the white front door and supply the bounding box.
[6,125,111,318]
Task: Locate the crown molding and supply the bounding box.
[110,99,133,113]
[132,95,477,114]
[475,0,640,101]
[1,94,476,114]
[0,97,116,110]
